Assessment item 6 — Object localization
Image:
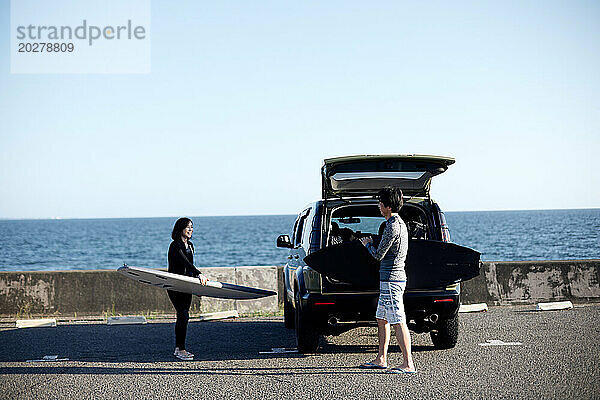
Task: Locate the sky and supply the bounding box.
[1,1,599,219]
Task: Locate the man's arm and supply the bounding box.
[366,222,399,261]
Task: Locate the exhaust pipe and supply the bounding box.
[328,317,339,326]
[428,314,439,324]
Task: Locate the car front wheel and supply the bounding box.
[295,290,319,353]
[430,314,459,349]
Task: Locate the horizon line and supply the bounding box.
[0,207,599,221]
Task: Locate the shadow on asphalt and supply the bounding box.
[0,365,394,376]
[320,342,437,354]
[0,319,437,367]
[0,320,296,363]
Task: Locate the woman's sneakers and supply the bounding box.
[174,347,194,360]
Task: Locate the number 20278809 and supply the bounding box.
[18,43,74,52]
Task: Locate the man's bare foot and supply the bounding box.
[396,363,416,372]
[359,361,388,369]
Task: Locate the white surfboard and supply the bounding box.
[118,265,276,300]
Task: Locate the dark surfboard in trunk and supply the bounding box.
[304,240,480,289]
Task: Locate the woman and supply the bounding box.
[167,217,208,361]
[359,187,416,374]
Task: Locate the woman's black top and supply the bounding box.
[168,240,202,277]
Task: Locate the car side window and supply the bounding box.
[294,209,311,247]
[295,216,306,247]
[292,217,300,245]
[302,207,316,250]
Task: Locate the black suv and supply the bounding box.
[277,155,475,353]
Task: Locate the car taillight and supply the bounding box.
[314,302,335,306]
[439,211,451,242]
[434,299,454,303]
[441,226,451,242]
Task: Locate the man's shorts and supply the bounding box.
[375,281,407,325]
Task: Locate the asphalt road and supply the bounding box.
[1,304,599,399]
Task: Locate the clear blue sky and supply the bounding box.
[1,1,599,219]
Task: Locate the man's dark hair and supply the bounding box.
[378,186,403,213]
[172,217,193,241]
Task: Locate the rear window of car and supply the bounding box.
[332,216,386,236]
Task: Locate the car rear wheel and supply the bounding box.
[295,290,319,353]
[430,314,458,349]
[283,287,295,329]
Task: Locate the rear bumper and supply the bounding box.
[301,289,460,333]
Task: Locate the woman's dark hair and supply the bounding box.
[172,217,193,241]
[378,186,403,213]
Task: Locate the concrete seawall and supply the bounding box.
[0,266,279,318]
[1,260,599,317]
[461,260,600,305]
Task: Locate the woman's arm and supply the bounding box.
[168,241,208,284]
[177,248,203,277]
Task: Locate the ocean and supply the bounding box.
[0,209,598,272]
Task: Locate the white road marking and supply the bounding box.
[459,303,488,313]
[259,348,298,354]
[195,310,239,321]
[536,301,573,311]
[26,355,70,362]
[479,339,522,346]
[16,319,57,328]
[107,316,147,325]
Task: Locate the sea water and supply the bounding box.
[0,209,598,271]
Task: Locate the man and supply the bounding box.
[359,186,416,374]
